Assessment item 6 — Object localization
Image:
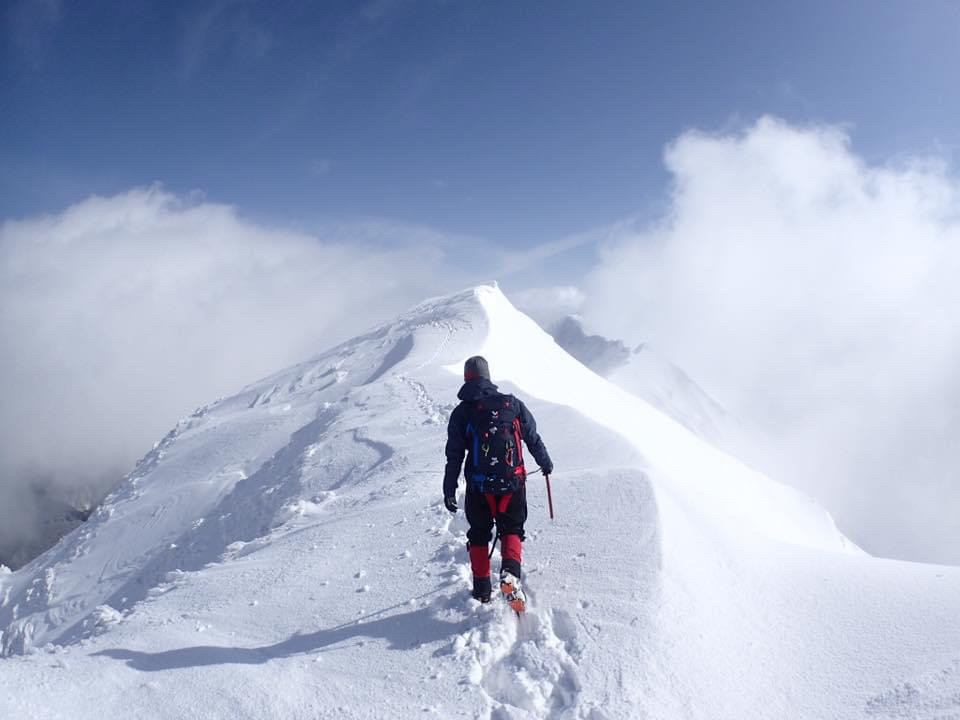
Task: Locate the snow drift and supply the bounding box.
[1,284,958,719]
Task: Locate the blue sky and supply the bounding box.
[5,0,960,267]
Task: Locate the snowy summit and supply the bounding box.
[1,284,958,719]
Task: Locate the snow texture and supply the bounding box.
[1,284,958,719]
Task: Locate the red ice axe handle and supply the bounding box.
[545,474,555,520]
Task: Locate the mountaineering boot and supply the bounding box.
[472,575,492,603]
[499,571,526,613]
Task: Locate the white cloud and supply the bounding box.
[582,116,960,563]
[0,187,459,553]
[511,285,586,330]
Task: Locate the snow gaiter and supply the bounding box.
[469,543,491,579]
[501,534,522,579]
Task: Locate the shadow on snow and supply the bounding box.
[93,593,467,672]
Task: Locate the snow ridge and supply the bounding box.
[2,284,959,720]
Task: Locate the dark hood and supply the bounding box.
[457,377,500,401]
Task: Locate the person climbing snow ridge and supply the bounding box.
[443,355,553,611]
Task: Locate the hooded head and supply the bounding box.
[463,355,490,382]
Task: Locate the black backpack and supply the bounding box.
[465,394,527,494]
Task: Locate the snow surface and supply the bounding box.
[2,284,959,719]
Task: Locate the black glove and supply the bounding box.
[542,463,554,476]
[444,495,458,513]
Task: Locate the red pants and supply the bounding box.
[465,488,526,579]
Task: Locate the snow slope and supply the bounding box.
[2,284,959,720]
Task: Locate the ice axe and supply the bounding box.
[528,468,555,520]
[545,473,555,520]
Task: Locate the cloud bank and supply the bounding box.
[0,187,456,561]
[583,117,960,563]
[511,285,586,330]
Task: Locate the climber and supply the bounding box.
[442,355,553,611]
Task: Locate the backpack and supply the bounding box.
[465,394,527,495]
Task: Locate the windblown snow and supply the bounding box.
[549,316,728,444]
[2,285,958,719]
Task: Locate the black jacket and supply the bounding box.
[443,378,553,497]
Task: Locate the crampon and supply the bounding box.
[499,571,526,613]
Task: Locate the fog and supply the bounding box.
[0,187,458,563]
[582,117,960,563]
